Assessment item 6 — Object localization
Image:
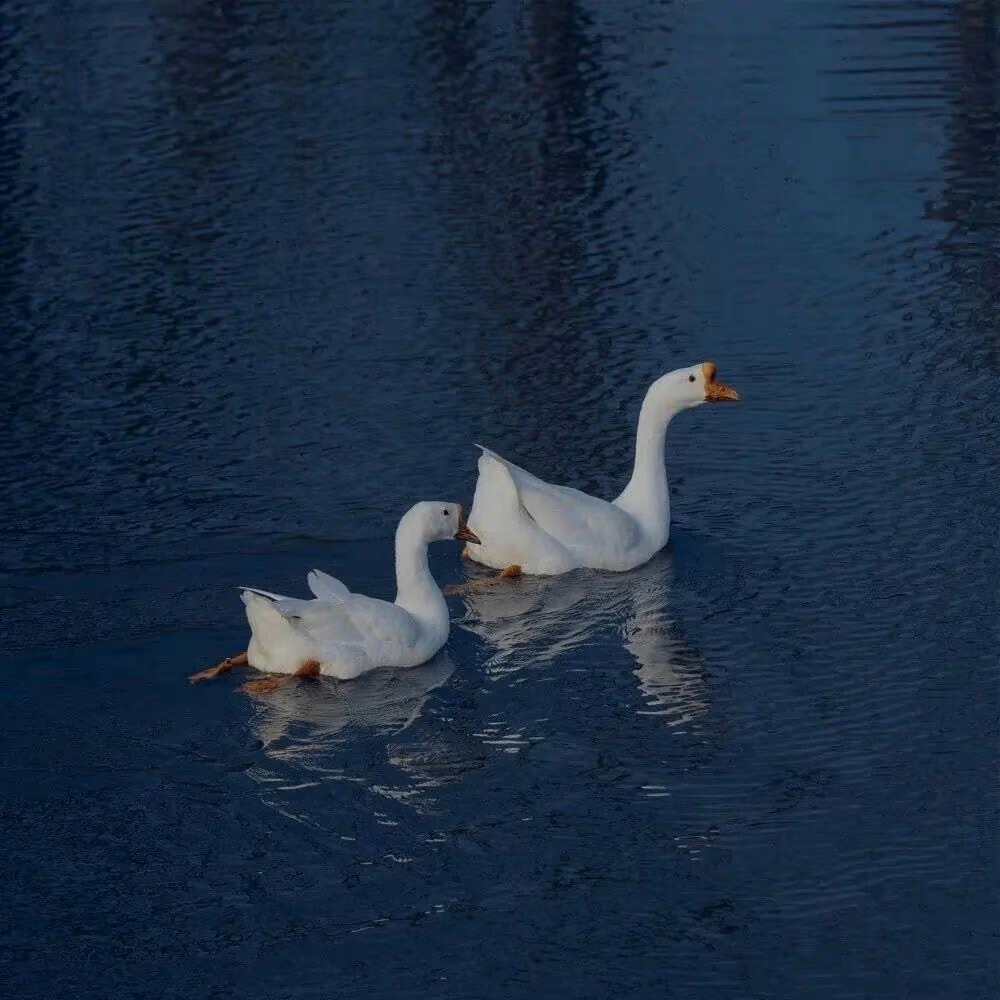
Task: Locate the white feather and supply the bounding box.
[466,364,739,575]
[239,501,464,680]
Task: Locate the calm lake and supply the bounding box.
[1,1,997,997]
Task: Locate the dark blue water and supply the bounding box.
[2,1,998,997]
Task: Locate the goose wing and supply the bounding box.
[306,568,351,602]
[269,592,420,663]
[477,446,640,554]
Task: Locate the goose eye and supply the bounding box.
[688,375,695,382]
[442,508,450,516]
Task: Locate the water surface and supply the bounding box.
[1,2,997,998]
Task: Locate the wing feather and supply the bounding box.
[299,594,420,662]
[477,446,640,555]
[306,568,351,603]
[242,577,421,671]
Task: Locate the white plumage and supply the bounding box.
[465,362,740,576]
[240,502,478,680]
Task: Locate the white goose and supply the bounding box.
[464,362,740,576]
[190,502,480,693]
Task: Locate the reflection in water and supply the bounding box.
[624,568,713,730]
[418,0,644,482]
[248,654,456,760]
[937,0,999,372]
[3,2,997,996]
[458,553,711,730]
[246,654,476,818]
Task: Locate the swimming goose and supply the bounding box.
[464,362,739,576]
[190,502,480,694]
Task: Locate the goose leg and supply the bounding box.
[189,652,249,685]
[443,564,523,596]
[242,659,321,696]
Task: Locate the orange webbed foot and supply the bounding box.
[241,660,321,696]
[242,674,291,696]
[189,652,249,685]
[444,564,524,596]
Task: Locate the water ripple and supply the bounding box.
[1,1,997,998]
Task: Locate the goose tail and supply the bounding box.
[241,590,289,646]
[470,447,522,522]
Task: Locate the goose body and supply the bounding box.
[240,502,478,680]
[465,362,739,576]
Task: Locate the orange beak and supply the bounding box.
[702,361,741,402]
[455,524,481,544]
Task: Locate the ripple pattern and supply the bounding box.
[1,1,997,999]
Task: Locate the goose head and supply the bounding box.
[401,501,481,546]
[649,361,741,414]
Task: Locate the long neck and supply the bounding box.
[614,391,677,547]
[394,526,447,628]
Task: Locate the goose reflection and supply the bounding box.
[246,653,489,818]
[457,552,711,729]
[623,563,711,730]
[248,653,456,764]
